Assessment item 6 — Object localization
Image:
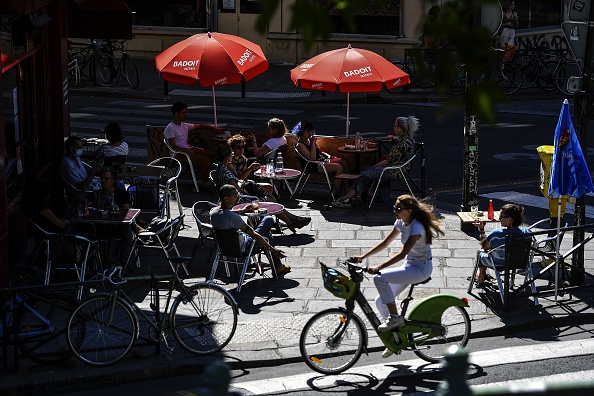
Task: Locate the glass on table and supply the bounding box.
[471,206,479,218]
[252,199,259,214]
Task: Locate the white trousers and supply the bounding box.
[374,259,433,319]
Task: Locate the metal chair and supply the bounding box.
[28,219,99,300]
[291,142,335,200]
[164,137,200,192]
[367,142,425,208]
[125,215,190,275]
[210,227,278,292]
[149,157,183,218]
[468,235,536,311]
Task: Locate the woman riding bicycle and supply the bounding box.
[352,194,444,358]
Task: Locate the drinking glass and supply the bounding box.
[252,199,259,214]
[471,205,479,218]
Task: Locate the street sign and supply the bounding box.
[562,21,589,61]
[569,0,591,21]
[568,76,583,93]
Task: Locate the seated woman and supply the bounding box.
[213,144,311,233]
[227,134,273,195]
[93,167,143,267]
[95,122,129,159]
[293,121,350,194]
[473,203,527,286]
[250,117,288,161]
[60,135,104,202]
[332,116,418,208]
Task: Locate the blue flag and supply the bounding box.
[548,99,594,198]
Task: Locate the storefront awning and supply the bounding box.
[68,0,133,39]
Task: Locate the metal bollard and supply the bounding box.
[435,345,472,396]
[196,360,232,395]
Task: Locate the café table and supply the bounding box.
[71,208,141,266]
[232,202,285,228]
[253,168,301,197]
[337,146,378,173]
[457,211,500,232]
[81,137,108,155]
[118,164,164,182]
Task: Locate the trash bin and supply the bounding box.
[537,145,568,218]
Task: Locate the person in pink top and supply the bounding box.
[164,101,221,182]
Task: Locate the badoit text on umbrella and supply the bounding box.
[344,66,372,78]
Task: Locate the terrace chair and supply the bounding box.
[164,138,200,192]
[367,142,425,208]
[291,142,335,201]
[191,201,218,264]
[210,227,278,292]
[468,234,536,311]
[149,157,183,219]
[29,219,100,300]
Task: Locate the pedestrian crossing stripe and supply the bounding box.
[480,191,594,219]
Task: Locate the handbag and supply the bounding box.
[241,180,267,199]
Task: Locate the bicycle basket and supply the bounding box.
[321,263,356,299]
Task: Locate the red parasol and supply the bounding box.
[155,32,269,125]
[291,45,410,136]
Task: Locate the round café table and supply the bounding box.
[232,202,285,227]
[253,168,301,197]
[337,146,378,173]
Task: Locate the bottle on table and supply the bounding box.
[276,153,284,173]
[487,199,494,221]
[266,157,275,176]
[355,132,362,150]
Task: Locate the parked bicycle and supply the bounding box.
[97,39,139,89]
[512,48,580,94]
[447,48,522,95]
[300,259,471,374]
[66,264,238,366]
[67,40,119,88]
[1,267,76,364]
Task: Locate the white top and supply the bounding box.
[263,136,287,159]
[394,218,431,262]
[164,122,194,149]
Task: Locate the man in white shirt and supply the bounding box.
[164,101,220,181]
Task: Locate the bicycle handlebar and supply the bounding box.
[103,266,127,285]
[338,258,369,274]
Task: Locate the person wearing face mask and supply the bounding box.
[60,135,104,200]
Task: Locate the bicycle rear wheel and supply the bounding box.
[18,294,76,364]
[513,54,537,88]
[122,55,139,89]
[94,54,119,87]
[67,294,138,366]
[409,305,471,363]
[492,62,522,95]
[554,61,581,96]
[535,60,558,92]
[299,308,365,375]
[171,283,238,355]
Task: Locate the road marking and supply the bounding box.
[232,338,594,394]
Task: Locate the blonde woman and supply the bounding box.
[333,116,418,208]
[251,118,288,160]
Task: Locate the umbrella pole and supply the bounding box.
[212,86,218,127]
[346,92,350,137]
[555,198,561,301]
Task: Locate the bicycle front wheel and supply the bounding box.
[122,55,139,89]
[554,61,581,96]
[535,60,558,92]
[67,294,138,366]
[299,309,365,375]
[171,283,238,355]
[409,305,471,363]
[493,62,522,95]
[18,294,76,364]
[94,54,119,87]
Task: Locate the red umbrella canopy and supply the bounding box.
[155,32,269,87]
[291,45,410,93]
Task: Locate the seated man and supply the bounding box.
[210,184,291,275]
[164,101,220,182]
[60,136,104,201]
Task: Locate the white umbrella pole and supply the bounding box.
[555,198,561,301]
[346,92,350,138]
[212,86,218,127]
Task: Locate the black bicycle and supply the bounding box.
[67,40,119,88]
[97,39,139,89]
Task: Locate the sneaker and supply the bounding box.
[275,264,291,274]
[378,314,405,332]
[382,348,394,359]
[332,198,352,208]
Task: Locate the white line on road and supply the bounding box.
[232,338,594,394]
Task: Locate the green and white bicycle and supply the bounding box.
[300,259,471,374]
